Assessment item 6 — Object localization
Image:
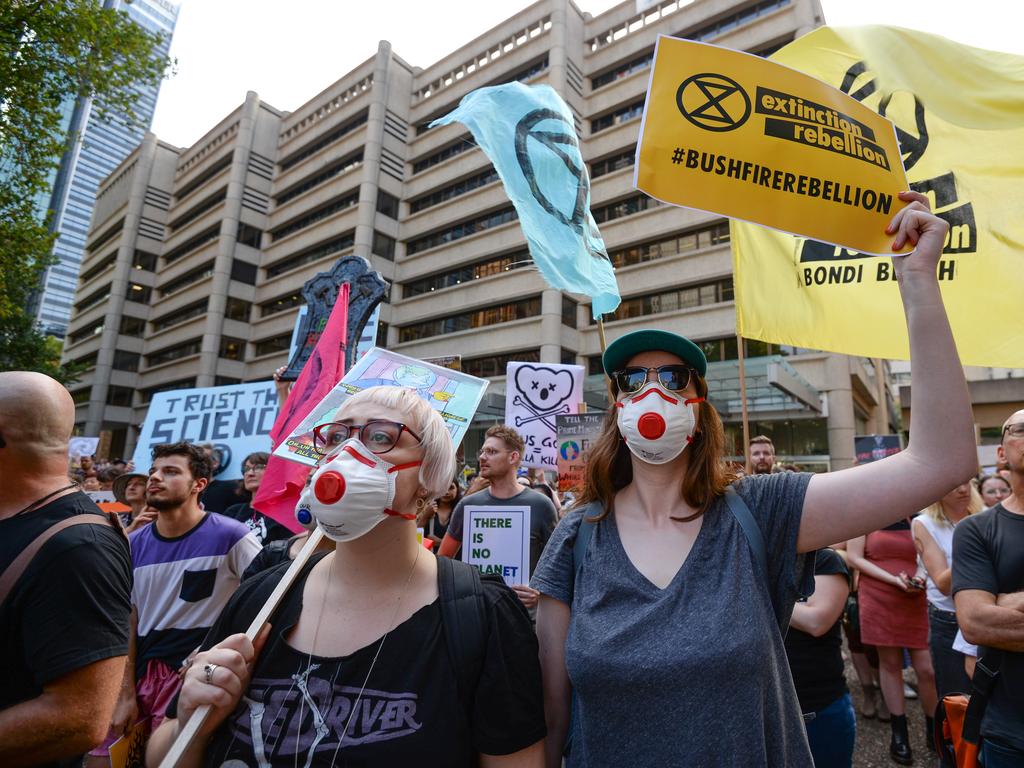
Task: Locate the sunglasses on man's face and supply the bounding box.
[612,365,695,394]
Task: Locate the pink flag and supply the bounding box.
[253,284,350,532]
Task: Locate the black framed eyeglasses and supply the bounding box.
[312,419,422,456]
[1003,422,1024,439]
[612,365,695,394]
[243,462,267,473]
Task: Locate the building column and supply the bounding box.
[825,355,856,469]
[84,134,157,434]
[196,92,261,387]
[353,41,392,265]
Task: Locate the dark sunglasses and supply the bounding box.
[312,419,422,456]
[612,365,695,394]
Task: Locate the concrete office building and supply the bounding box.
[64,0,903,467]
[34,0,179,337]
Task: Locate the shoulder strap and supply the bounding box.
[0,512,124,607]
[962,648,1005,743]
[724,486,767,578]
[437,556,487,710]
[569,504,600,604]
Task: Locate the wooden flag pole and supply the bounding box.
[736,333,751,474]
[159,528,326,768]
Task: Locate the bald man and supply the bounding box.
[952,408,1024,764]
[0,372,132,766]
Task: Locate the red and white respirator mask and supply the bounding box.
[296,439,421,542]
[615,382,704,465]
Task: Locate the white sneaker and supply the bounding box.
[904,681,918,699]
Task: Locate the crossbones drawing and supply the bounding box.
[513,395,571,432]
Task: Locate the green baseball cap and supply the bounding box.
[602,329,708,378]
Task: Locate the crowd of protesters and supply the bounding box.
[2,206,1023,767]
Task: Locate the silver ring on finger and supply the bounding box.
[204,662,220,685]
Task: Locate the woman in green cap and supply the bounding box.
[531,192,976,767]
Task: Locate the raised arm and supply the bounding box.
[798,192,976,552]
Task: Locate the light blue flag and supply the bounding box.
[431,82,620,318]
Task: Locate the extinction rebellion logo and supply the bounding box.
[676,73,751,132]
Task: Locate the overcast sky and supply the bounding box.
[150,0,1024,149]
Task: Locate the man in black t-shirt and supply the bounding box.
[0,372,132,766]
[953,409,1024,764]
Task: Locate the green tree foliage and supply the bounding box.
[0,0,173,382]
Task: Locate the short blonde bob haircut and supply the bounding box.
[922,483,984,525]
[334,385,455,499]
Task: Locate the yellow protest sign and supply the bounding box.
[109,718,150,768]
[636,35,909,255]
[731,26,1024,368]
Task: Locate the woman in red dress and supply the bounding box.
[848,519,937,765]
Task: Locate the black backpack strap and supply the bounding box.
[723,486,768,578]
[437,556,487,711]
[962,649,1004,744]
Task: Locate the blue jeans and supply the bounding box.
[981,737,1024,767]
[805,692,856,768]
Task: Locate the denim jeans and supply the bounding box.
[980,737,1024,767]
[929,605,971,698]
[805,692,856,768]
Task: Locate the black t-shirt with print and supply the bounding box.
[169,554,546,766]
[784,548,850,713]
[952,503,1024,751]
[222,502,292,545]
[0,491,132,712]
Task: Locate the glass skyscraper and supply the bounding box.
[34,0,179,337]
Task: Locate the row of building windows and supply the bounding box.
[398,295,540,343]
[592,193,663,224]
[152,299,207,333]
[411,135,475,175]
[463,348,540,378]
[401,250,531,297]
[254,333,292,357]
[278,109,368,171]
[174,152,233,202]
[590,99,645,134]
[607,222,730,269]
[409,166,500,214]
[264,232,355,279]
[594,278,734,324]
[168,187,226,232]
[590,147,635,179]
[406,206,517,255]
[159,260,214,297]
[260,291,303,318]
[274,150,363,207]
[112,350,141,373]
[270,191,359,242]
[164,225,219,264]
[80,251,118,283]
[86,218,124,256]
[147,338,202,367]
[68,321,104,344]
[590,52,653,90]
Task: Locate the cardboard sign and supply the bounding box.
[109,717,150,768]
[636,35,909,256]
[131,382,277,479]
[555,413,605,492]
[854,434,902,464]
[462,505,531,585]
[505,362,584,470]
[275,348,488,466]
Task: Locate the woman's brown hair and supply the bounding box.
[576,374,737,522]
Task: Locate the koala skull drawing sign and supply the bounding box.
[505,362,584,469]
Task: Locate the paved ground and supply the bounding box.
[847,653,940,768]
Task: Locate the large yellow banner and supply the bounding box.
[636,35,909,255]
[732,26,1024,368]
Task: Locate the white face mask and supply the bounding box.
[615,382,704,465]
[296,439,422,542]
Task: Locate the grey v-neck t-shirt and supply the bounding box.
[531,471,816,767]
